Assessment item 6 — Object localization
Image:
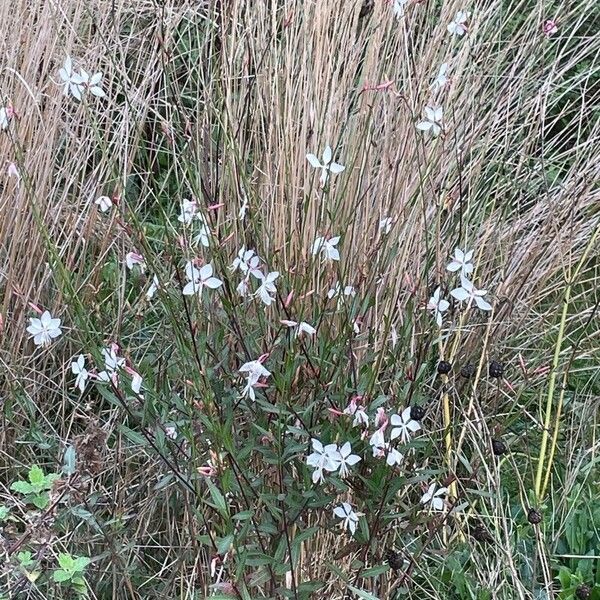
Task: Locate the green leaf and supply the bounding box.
[32,493,49,510]
[0,506,10,521]
[346,584,381,600]
[28,465,45,486]
[72,556,91,571]
[205,480,229,517]
[217,534,234,556]
[53,570,72,583]
[10,481,33,495]
[58,553,75,571]
[361,564,390,578]
[118,425,148,447]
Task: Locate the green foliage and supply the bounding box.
[53,553,91,595]
[9,465,60,509]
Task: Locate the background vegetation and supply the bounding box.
[0,0,599,598]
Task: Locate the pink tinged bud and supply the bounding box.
[284,291,294,308]
[543,19,558,36]
[257,353,270,363]
[28,303,43,315]
[375,407,388,428]
[208,203,224,210]
[197,465,216,477]
[328,407,344,417]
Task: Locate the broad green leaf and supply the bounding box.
[28,465,45,486]
[73,556,91,571]
[10,481,33,495]
[58,553,75,571]
[53,570,72,583]
[347,584,381,600]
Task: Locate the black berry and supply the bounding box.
[460,364,476,379]
[437,361,452,375]
[384,548,403,571]
[575,585,591,599]
[527,508,542,525]
[492,439,507,456]
[489,360,505,378]
[410,405,426,421]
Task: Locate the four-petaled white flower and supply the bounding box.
[393,0,409,18]
[282,320,317,338]
[431,63,450,92]
[385,444,404,467]
[95,195,112,213]
[336,442,361,478]
[448,10,470,36]
[379,217,393,234]
[27,311,62,347]
[239,360,271,401]
[421,482,448,511]
[306,439,341,484]
[427,287,450,327]
[79,68,106,98]
[369,427,386,457]
[306,146,345,186]
[451,276,492,311]
[182,262,223,296]
[313,236,340,262]
[344,398,369,427]
[231,247,261,276]
[59,56,86,101]
[447,248,474,277]
[255,271,279,306]
[416,105,443,137]
[125,252,145,271]
[178,199,198,224]
[98,345,125,382]
[328,283,356,299]
[333,502,362,535]
[71,355,89,393]
[390,407,422,444]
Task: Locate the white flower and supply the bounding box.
[178,199,198,224]
[193,214,211,248]
[130,371,143,396]
[239,360,271,401]
[125,252,145,271]
[447,248,474,277]
[421,482,448,511]
[306,145,345,186]
[79,68,106,98]
[59,56,85,101]
[97,346,125,382]
[390,408,421,444]
[379,217,392,234]
[450,276,492,311]
[333,502,362,535]
[0,105,12,130]
[431,63,450,92]
[328,283,356,299]
[448,10,470,36]
[95,195,112,213]
[231,247,260,275]
[282,320,317,338]
[336,442,361,478]
[26,311,62,347]
[392,0,409,18]
[182,262,223,296]
[312,236,340,262]
[255,271,279,306]
[71,355,89,393]
[385,444,404,467]
[237,278,250,297]
[146,275,160,299]
[369,428,386,457]
[427,287,450,327]
[416,105,443,137]
[344,398,369,427]
[306,439,341,484]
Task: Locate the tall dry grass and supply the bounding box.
[1,0,599,598]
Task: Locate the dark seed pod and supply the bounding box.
[384,548,403,571]
[527,508,542,525]
[359,0,374,17]
[437,360,452,375]
[492,439,507,456]
[575,584,591,599]
[472,523,493,543]
[460,363,476,379]
[410,405,426,421]
[489,360,505,378]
